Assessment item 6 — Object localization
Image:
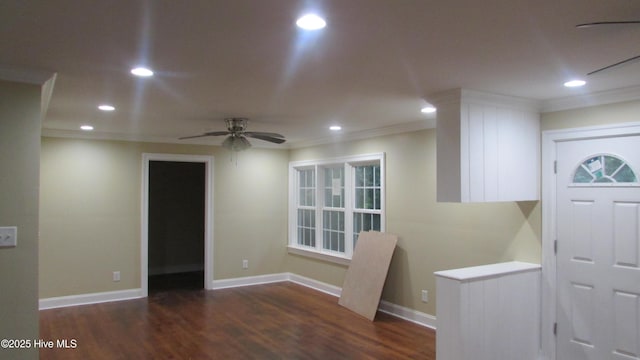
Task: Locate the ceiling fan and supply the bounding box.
[180,118,286,151]
[576,20,640,75]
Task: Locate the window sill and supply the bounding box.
[287,246,351,266]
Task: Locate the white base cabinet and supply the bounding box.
[435,261,541,360]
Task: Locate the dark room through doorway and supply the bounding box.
[148,160,206,292]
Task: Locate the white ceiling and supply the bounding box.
[1,0,639,147]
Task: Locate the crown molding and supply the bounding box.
[41,85,640,148]
[428,88,541,112]
[287,118,435,149]
[540,85,640,113]
[41,128,191,144]
[43,118,436,151]
[41,128,287,149]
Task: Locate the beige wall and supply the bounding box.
[541,100,640,131]
[0,80,41,359]
[38,97,640,319]
[213,148,289,279]
[286,130,541,315]
[39,130,540,318]
[39,138,288,298]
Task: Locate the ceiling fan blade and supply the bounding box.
[588,54,640,76]
[245,132,287,144]
[179,131,231,140]
[202,131,232,136]
[576,20,640,28]
[244,131,285,138]
[179,134,212,140]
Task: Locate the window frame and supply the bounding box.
[288,153,385,265]
[570,153,639,187]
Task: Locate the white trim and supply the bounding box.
[287,119,435,149]
[540,85,640,113]
[210,272,436,329]
[428,88,541,112]
[38,272,436,330]
[39,289,144,310]
[289,152,386,168]
[141,153,215,297]
[41,121,432,150]
[287,246,351,266]
[540,121,640,360]
[42,120,435,150]
[287,273,342,297]
[288,153,386,262]
[210,273,288,290]
[41,128,286,149]
[378,300,437,330]
[37,86,640,149]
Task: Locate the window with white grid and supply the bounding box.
[288,153,385,262]
[323,166,345,253]
[296,168,316,248]
[353,164,382,247]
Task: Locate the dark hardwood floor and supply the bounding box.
[148,271,204,293]
[40,282,436,359]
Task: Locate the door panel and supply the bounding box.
[556,135,640,359]
[569,200,595,262]
[613,202,640,268]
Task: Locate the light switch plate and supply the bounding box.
[0,226,17,248]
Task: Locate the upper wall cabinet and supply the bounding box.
[431,89,540,203]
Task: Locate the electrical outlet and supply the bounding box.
[113,271,121,282]
[242,259,249,269]
[0,226,17,248]
[421,290,429,303]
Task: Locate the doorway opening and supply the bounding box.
[142,154,214,296]
[148,160,204,292]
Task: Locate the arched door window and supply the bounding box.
[572,154,638,184]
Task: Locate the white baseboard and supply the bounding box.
[210,273,289,289]
[210,272,436,329]
[287,273,342,297]
[39,288,144,310]
[39,273,437,330]
[379,300,437,330]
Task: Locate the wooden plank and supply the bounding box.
[339,231,398,320]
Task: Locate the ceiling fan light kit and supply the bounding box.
[180,117,286,151]
[222,134,252,152]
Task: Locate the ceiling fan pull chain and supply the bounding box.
[228,149,240,167]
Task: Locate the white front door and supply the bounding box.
[556,134,640,359]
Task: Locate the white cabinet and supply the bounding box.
[434,261,541,360]
[431,89,540,202]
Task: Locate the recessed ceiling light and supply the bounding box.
[564,79,586,88]
[329,125,342,131]
[80,125,94,131]
[421,106,437,114]
[130,67,154,77]
[296,14,326,30]
[98,104,115,111]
